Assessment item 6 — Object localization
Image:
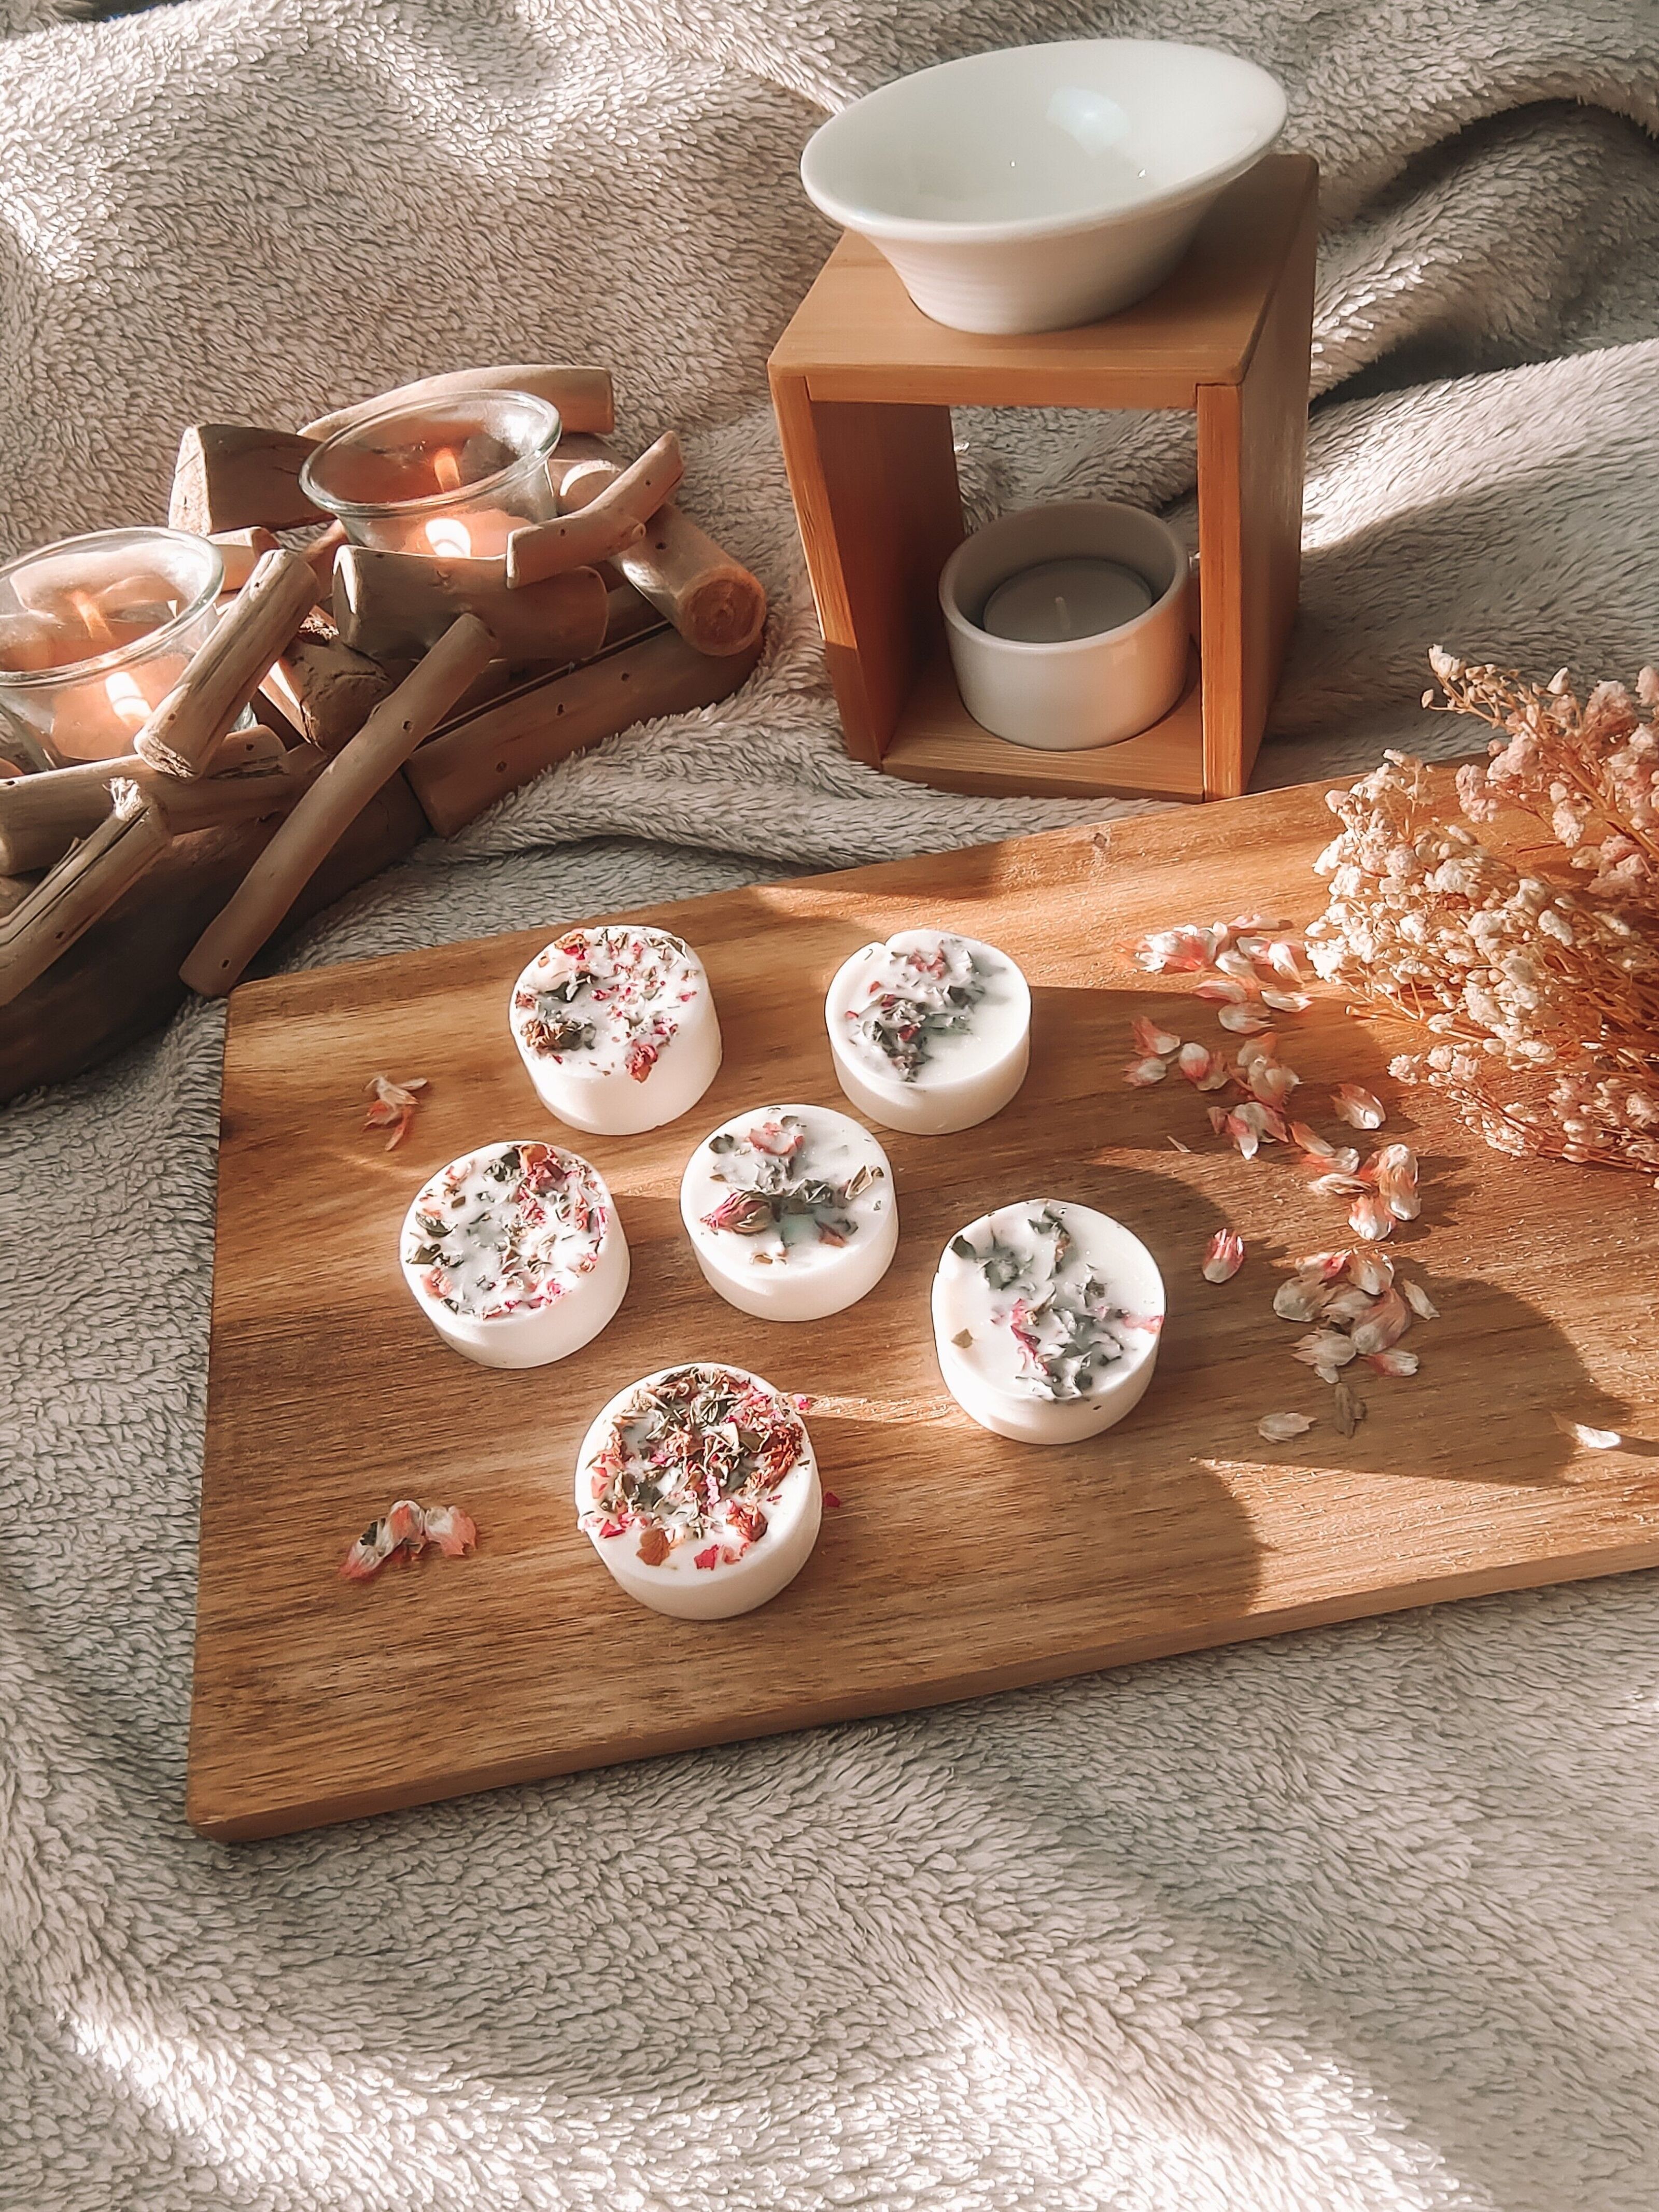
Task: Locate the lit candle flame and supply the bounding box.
[423,517,473,558]
[432,446,463,493]
[66,587,114,650]
[104,670,150,730]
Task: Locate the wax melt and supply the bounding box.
[400,1140,628,1369]
[575,1363,821,1619]
[931,1199,1164,1443]
[680,1103,897,1322]
[511,924,721,1135]
[824,928,1030,1135]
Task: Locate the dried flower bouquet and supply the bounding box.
[1305,652,1659,1183]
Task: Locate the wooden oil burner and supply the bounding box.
[768,154,1317,802]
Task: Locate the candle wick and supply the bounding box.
[1055,594,1068,628]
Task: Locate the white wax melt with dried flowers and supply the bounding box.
[680,1103,897,1322]
[931,1199,1164,1442]
[824,928,1030,1135]
[511,924,721,1135]
[575,1363,821,1620]
[401,1139,628,1369]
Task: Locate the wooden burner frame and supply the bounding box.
[768,154,1318,804]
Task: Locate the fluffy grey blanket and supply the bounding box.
[4,4,1658,2206]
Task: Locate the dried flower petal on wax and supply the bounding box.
[1348,1190,1395,1242]
[1332,1083,1386,1130]
[1124,1056,1169,1087]
[1132,1016,1182,1058]
[1259,1412,1315,1443]
[1401,1278,1439,1319]
[1203,1229,1245,1283]
[1552,1416,1623,1449]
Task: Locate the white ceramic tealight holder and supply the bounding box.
[940,501,1190,750]
[401,1139,629,1370]
[825,927,1030,1136]
[511,923,721,1136]
[575,1363,822,1620]
[799,39,1285,335]
[931,1198,1165,1443]
[680,1103,897,1322]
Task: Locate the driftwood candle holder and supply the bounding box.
[0,358,768,1101]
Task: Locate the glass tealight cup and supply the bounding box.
[0,527,225,767]
[298,388,563,559]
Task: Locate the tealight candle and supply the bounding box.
[980,557,1153,643]
[0,528,224,766]
[510,923,722,1136]
[931,1199,1165,1443]
[680,1103,897,1321]
[299,389,561,555]
[575,1362,821,1619]
[400,1139,628,1369]
[825,927,1030,1135]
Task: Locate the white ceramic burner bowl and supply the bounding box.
[800,39,1286,335]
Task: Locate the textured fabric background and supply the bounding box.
[3,3,1658,2207]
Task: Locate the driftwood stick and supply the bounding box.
[182,615,495,996]
[302,521,348,593]
[0,781,173,1007]
[333,545,608,667]
[299,364,614,444]
[558,458,767,658]
[0,725,288,875]
[406,623,764,837]
[170,425,325,534]
[506,433,683,588]
[144,743,324,836]
[209,528,280,591]
[262,630,394,754]
[133,550,320,779]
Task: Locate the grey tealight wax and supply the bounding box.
[979,556,1154,644]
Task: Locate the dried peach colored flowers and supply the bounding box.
[1306,654,1659,1182]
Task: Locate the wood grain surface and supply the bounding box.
[189,773,1659,1839]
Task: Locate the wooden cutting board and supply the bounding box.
[189,774,1659,1840]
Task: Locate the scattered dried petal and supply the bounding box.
[1203,1229,1245,1283]
[1124,1055,1169,1087]
[1351,1287,1411,1356]
[1362,1348,1419,1377]
[1219,1003,1273,1034]
[1322,1284,1377,1325]
[1553,1416,1622,1449]
[1291,1121,1335,1157]
[1132,1015,1182,1058]
[1308,1171,1369,1196]
[1267,941,1306,983]
[1260,988,1312,1013]
[1348,1189,1395,1242]
[1370,1142,1421,1221]
[1332,1083,1386,1130]
[1332,1377,1367,1435]
[1178,1040,1216,1085]
[1165,1135,1192,1153]
[1298,1250,1352,1284]
[1401,1278,1439,1320]
[1259,1412,1314,1443]
[1346,1247,1394,1294]
[1196,977,1249,1004]
[362,1073,428,1151]
[1248,1060,1301,1108]
[1295,1328,1358,1371]
[1274,1277,1330,1321]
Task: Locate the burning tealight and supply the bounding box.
[931,1199,1165,1443]
[299,388,561,555]
[575,1362,821,1619]
[825,928,1030,1135]
[400,1139,628,1369]
[511,924,722,1136]
[680,1103,897,1322]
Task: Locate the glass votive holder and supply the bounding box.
[0,527,225,767]
[298,389,563,560]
